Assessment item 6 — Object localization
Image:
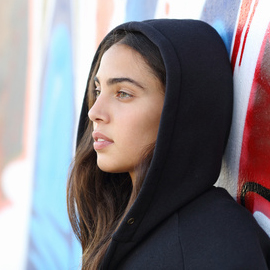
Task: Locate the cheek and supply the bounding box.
[119,110,161,151]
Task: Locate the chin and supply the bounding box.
[97,160,131,175]
[97,161,120,174]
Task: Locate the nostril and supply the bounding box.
[88,108,104,123]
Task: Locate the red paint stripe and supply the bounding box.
[231,0,253,72]
[238,23,270,218]
[245,194,270,218]
[239,0,259,66]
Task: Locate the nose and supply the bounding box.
[88,95,109,124]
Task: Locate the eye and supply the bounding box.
[116,91,133,99]
[93,88,101,99]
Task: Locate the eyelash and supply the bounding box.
[116,90,133,99]
[93,88,133,100]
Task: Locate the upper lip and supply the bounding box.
[92,131,113,142]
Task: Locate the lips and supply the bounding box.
[92,131,114,150]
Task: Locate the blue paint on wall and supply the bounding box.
[125,0,158,21]
[26,9,80,270]
[200,0,241,55]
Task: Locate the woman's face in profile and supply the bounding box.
[88,43,164,183]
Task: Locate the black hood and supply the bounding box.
[77,19,233,266]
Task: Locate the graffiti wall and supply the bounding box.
[0,0,269,269]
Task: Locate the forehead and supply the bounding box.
[96,43,150,78]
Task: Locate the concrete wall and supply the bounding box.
[0,0,269,269]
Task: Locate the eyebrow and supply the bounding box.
[94,76,145,89]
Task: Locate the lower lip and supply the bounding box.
[93,141,113,150]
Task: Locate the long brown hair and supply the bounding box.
[67,29,165,269]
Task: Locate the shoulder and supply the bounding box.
[177,187,270,270]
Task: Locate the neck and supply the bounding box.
[129,171,136,186]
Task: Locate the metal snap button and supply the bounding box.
[127,218,135,225]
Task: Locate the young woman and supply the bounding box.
[67,19,270,269]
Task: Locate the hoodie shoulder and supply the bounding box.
[178,187,270,270]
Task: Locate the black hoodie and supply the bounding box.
[77,19,270,270]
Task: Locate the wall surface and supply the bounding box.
[0,0,269,269]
